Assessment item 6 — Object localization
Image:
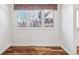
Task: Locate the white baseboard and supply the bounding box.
[11,43,61,47]
[61,45,75,55]
[0,44,10,55]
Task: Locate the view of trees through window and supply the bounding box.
[16,10,54,27]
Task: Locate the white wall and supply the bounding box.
[73,4,79,55]
[61,4,76,55]
[0,5,10,54]
[74,4,79,46]
[11,5,62,46]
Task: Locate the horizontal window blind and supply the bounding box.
[14,4,57,10]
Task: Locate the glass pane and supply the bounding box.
[42,10,54,27]
[29,10,42,27]
[17,10,28,27]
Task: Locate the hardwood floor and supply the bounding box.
[2,46,68,55]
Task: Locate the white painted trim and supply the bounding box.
[61,45,70,55]
[61,45,76,55]
[11,43,61,46]
[0,44,10,55]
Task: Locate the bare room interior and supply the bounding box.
[0,4,77,55]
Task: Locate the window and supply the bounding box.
[14,4,57,28]
[16,10,54,27]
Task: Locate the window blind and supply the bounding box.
[14,4,57,10]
